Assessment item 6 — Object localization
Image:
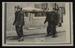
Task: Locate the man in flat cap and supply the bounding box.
[13,6,24,41]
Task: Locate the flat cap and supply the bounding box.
[15,5,21,9]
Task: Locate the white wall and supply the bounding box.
[6,2,35,31]
[6,2,66,32]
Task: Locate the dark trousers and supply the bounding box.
[47,23,56,35]
[15,25,23,38]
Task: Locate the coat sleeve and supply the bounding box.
[13,12,17,25]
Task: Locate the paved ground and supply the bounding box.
[5,14,69,45]
[6,26,66,45]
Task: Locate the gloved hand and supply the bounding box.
[13,23,15,25]
[58,23,62,27]
[44,21,46,24]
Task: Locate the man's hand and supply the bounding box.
[44,21,46,24]
[44,18,47,24]
[13,21,15,25]
[13,23,15,25]
[58,23,62,27]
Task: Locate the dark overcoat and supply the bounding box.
[13,11,24,26]
[45,11,60,25]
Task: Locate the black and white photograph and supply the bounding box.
[2,2,73,46]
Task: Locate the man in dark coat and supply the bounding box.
[13,6,24,41]
[44,8,59,37]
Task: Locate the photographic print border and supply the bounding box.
[2,2,73,46]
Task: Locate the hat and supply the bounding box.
[15,5,21,9]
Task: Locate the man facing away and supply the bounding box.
[44,8,60,38]
[13,6,24,41]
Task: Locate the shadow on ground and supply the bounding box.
[6,31,65,40]
[6,33,46,40]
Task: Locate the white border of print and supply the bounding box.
[2,2,73,46]
[2,2,5,46]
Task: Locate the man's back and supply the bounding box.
[46,11,59,25]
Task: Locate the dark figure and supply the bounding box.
[13,6,24,41]
[44,9,59,37]
[58,7,65,27]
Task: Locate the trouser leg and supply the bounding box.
[51,24,57,36]
[20,26,23,37]
[53,25,56,35]
[47,25,52,35]
[15,26,20,37]
[15,26,23,38]
[47,26,50,35]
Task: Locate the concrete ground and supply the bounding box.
[6,26,66,45]
[6,13,71,45]
[5,14,69,45]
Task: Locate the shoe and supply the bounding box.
[52,35,57,38]
[49,33,52,35]
[46,34,50,37]
[18,37,24,42]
